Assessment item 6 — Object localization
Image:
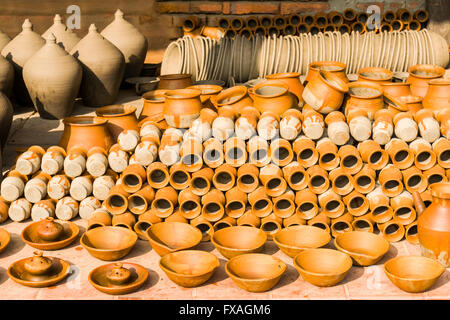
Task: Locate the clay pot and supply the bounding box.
[112,211,136,230]
[381,82,411,97]
[378,165,404,197]
[247,135,271,167]
[357,67,393,83]
[201,188,225,222]
[248,187,272,218]
[15,145,45,176]
[325,111,349,146]
[236,163,259,194]
[358,140,389,170]
[212,164,236,192]
[42,14,80,52]
[352,165,376,194]
[372,109,394,145]
[306,165,330,195]
[260,214,283,240]
[0,55,14,97]
[0,227,10,253]
[378,220,405,242]
[282,162,308,191]
[391,192,417,226]
[151,186,178,218]
[270,138,294,167]
[105,184,130,215]
[423,165,447,186]
[293,248,352,287]
[133,209,161,239]
[213,85,253,117]
[305,61,348,85]
[407,64,445,98]
[316,138,339,171]
[157,74,193,90]
[265,72,304,105]
[280,109,302,141]
[318,189,345,219]
[329,167,354,196]
[141,90,166,122]
[384,256,445,293]
[274,225,330,258]
[414,110,440,143]
[159,250,219,288]
[88,210,112,230]
[202,137,224,168]
[0,92,13,148]
[95,104,139,141]
[295,189,318,220]
[168,162,190,191]
[211,226,266,259]
[127,185,154,215]
[178,188,201,219]
[101,9,148,79]
[23,252,52,275]
[121,164,147,193]
[422,79,450,114]
[385,138,414,170]
[405,222,419,244]
[187,84,222,106]
[190,216,214,242]
[343,191,369,217]
[1,19,45,106]
[401,167,427,194]
[224,137,247,167]
[260,164,287,197]
[433,138,450,169]
[163,89,202,128]
[345,81,384,119]
[393,112,418,142]
[293,136,318,168]
[225,187,247,218]
[272,190,295,219]
[330,212,354,237]
[213,216,237,231]
[257,111,280,141]
[59,116,113,154]
[146,221,202,257]
[70,24,125,107]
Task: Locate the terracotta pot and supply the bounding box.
[274,225,330,258]
[307,212,330,233]
[372,109,394,145]
[203,137,224,168]
[329,167,354,196]
[235,106,259,141]
[423,165,447,186]
[407,64,445,98]
[105,184,129,215]
[260,213,283,240]
[0,55,14,98]
[325,111,349,146]
[112,211,136,230]
[260,164,287,197]
[157,74,193,90]
[213,216,236,231]
[106,144,128,173]
[15,146,45,176]
[158,128,183,166]
[282,162,308,191]
[141,90,166,122]
[381,82,411,97]
[295,189,318,220]
[405,221,419,244]
[393,112,418,142]
[55,196,79,221]
[268,138,293,167]
[78,196,101,220]
[352,165,376,194]
[237,210,261,228]
[212,164,236,192]
[366,188,394,223]
[305,61,348,85]
[187,84,222,106]
[330,212,354,238]
[87,209,112,230]
[414,110,440,143]
[292,136,318,168]
[385,138,414,169]
[307,165,330,195]
[70,24,125,107]
[378,220,405,242]
[391,191,417,225]
[41,14,80,52]
[163,88,202,128]
[212,226,266,259]
[433,138,450,169]
[422,79,450,114]
[151,186,178,218]
[190,215,214,242]
[178,188,201,219]
[46,174,70,200]
[236,163,259,194]
[393,95,423,115]
[358,140,389,170]
[248,80,296,116]
[343,191,370,217]
[1,19,45,106]
[24,172,50,203]
[8,198,31,222]
[224,137,247,167]
[121,164,147,193]
[95,104,139,141]
[257,111,280,141]
[190,167,214,196]
[379,165,404,197]
[318,189,345,219]
[133,209,161,239]
[346,109,372,142]
[127,184,154,215]
[272,189,295,219]
[225,187,247,218]
[248,187,272,218]
[409,138,436,171]
[357,67,393,83]
[201,188,225,222]
[280,109,302,141]
[213,86,253,117]
[345,81,384,119]
[265,72,304,105]
[316,138,339,171]
[247,135,271,167]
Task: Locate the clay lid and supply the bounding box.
[22,19,33,31]
[105,263,131,285]
[24,251,53,275]
[430,182,450,199]
[408,64,445,79]
[35,217,64,241]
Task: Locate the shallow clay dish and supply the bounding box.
[384,256,445,293]
[0,228,11,254]
[159,250,220,287]
[273,225,331,258]
[8,251,70,288]
[146,222,202,257]
[293,248,352,287]
[21,217,79,250]
[334,231,390,266]
[89,262,149,295]
[81,226,137,261]
[211,226,267,259]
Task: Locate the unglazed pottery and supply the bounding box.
[101,9,148,79]
[70,24,125,107]
[345,81,384,118]
[158,74,193,90]
[248,80,296,115]
[80,226,137,260]
[273,225,331,258]
[0,55,14,97]
[89,262,148,295]
[407,64,445,98]
[21,217,79,250]
[159,250,220,287]
[213,86,253,116]
[42,14,80,52]
[0,29,10,52]
[23,34,82,119]
[293,248,352,287]
[225,253,286,292]
[211,226,267,259]
[0,227,10,254]
[334,231,390,266]
[357,67,393,83]
[422,78,450,114]
[384,256,445,293]
[265,72,304,105]
[7,251,70,288]
[163,89,202,128]
[305,61,349,84]
[0,92,13,148]
[95,104,139,140]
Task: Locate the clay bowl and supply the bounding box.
[293,248,352,287]
[89,262,149,295]
[80,226,137,261]
[159,250,220,287]
[384,256,445,293]
[334,231,390,266]
[273,225,331,258]
[8,254,70,288]
[0,228,11,254]
[21,219,79,250]
[225,253,286,292]
[146,222,202,257]
[211,226,267,259]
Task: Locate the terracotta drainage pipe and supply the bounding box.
[273,189,296,219]
[218,17,230,30]
[183,16,200,33]
[383,10,396,23]
[378,220,405,242]
[127,184,155,215]
[151,186,178,218]
[201,188,225,222]
[178,188,201,219]
[297,23,309,34]
[391,191,417,226]
[379,165,404,197]
[212,163,236,192]
[405,222,419,244]
[358,140,389,170]
[260,163,287,197]
[213,216,237,231]
[259,16,273,28]
[316,138,340,171]
[307,212,331,234]
[203,137,224,169]
[237,210,261,228]
[260,213,282,240]
[225,187,247,218]
[343,190,370,217]
[353,165,376,194]
[224,137,247,167]
[254,26,267,36]
[318,189,345,219]
[190,215,214,242]
[352,213,374,233]
[391,19,403,31]
[190,167,214,196]
[270,138,294,167]
[231,17,244,30]
[402,166,428,194]
[329,167,354,196]
[245,16,259,30]
[295,189,319,220]
[327,11,343,26]
[248,187,273,218]
[303,14,315,25]
[331,212,354,238]
[289,14,302,26]
[283,214,306,228]
[293,136,319,168]
[169,162,191,190]
[414,9,429,23]
[104,185,129,215]
[146,162,169,189]
[236,163,259,194]
[351,21,365,34]
[379,23,393,32]
[282,161,309,191]
[133,209,161,240]
[385,138,414,170]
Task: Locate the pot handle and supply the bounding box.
[412,191,426,216]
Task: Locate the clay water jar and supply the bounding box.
[346,81,384,118]
[95,104,139,141]
[381,82,411,97]
[225,253,286,292]
[163,88,202,128]
[213,86,253,117]
[89,262,148,295]
[59,116,113,154]
[7,251,70,288]
[186,84,223,107]
[357,67,393,84]
[384,256,445,293]
[265,72,304,105]
[157,73,193,90]
[293,248,352,287]
[211,226,267,259]
[305,61,348,84]
[80,226,137,261]
[334,231,390,266]
[146,221,202,257]
[21,217,79,250]
[408,64,445,98]
[422,79,450,114]
[141,90,166,122]
[0,228,10,254]
[273,225,331,258]
[414,182,450,266]
[159,250,220,288]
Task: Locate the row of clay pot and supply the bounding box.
[0,10,147,119]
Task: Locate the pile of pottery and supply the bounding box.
[0,9,147,120]
[161,30,449,83]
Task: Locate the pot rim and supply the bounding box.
[309,61,346,72]
[293,248,352,276]
[334,231,389,260]
[348,81,383,99]
[250,80,289,98]
[381,82,410,87]
[357,67,393,81]
[273,225,331,250]
[63,116,108,126]
[428,78,450,86]
[430,182,450,199]
[186,84,223,95]
[216,85,248,106]
[95,105,137,118]
[266,72,301,79]
[142,90,167,103]
[408,64,445,79]
[159,73,192,80]
[163,88,202,100]
[80,226,137,252]
[384,255,445,282]
[319,70,349,93]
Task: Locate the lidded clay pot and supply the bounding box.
[23,34,82,119]
[248,80,296,116]
[163,89,202,128]
[1,19,45,105]
[101,9,148,79]
[422,79,450,114]
[23,251,53,275]
[0,55,14,97]
[105,262,131,285]
[42,14,81,52]
[407,64,445,98]
[70,24,125,107]
[157,74,193,90]
[35,217,64,241]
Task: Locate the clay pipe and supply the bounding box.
[351,21,365,34]
[343,8,357,23]
[379,23,393,32]
[314,12,328,28]
[303,14,314,25]
[231,17,244,30]
[238,28,252,39]
[338,24,351,34]
[289,14,302,26]
[259,16,273,28]
[273,15,286,29]
[328,11,343,25]
[183,16,201,33]
[283,24,296,36]
[218,17,230,30]
[146,162,170,189]
[414,9,429,23]
[383,10,396,23]
[391,19,403,31]
[254,26,266,36]
[245,16,259,30]
[407,20,421,31]
[397,9,412,23]
[297,23,309,34]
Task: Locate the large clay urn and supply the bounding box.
[413,182,450,267]
[23,34,82,119]
[0,55,14,97]
[70,24,125,107]
[0,29,10,52]
[42,14,81,52]
[422,79,450,115]
[101,9,148,79]
[248,80,297,115]
[1,19,45,106]
[0,92,13,148]
[407,64,445,98]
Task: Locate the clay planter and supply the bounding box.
[273,225,331,258]
[407,64,445,98]
[59,116,113,154]
[21,217,79,250]
[101,10,148,79]
[7,251,70,288]
[70,24,125,107]
[225,253,286,292]
[95,104,139,141]
[357,67,393,83]
[211,226,266,259]
[158,74,193,90]
[0,227,10,253]
[213,86,253,117]
[302,70,349,114]
[345,81,384,119]
[293,248,352,287]
[146,221,202,257]
[159,250,219,288]
[141,90,166,122]
[89,262,148,295]
[163,89,202,128]
[249,80,295,117]
[265,72,304,105]
[334,231,390,266]
[305,61,348,85]
[422,79,450,114]
[381,82,411,97]
[42,14,80,52]
[80,226,137,261]
[384,256,445,293]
